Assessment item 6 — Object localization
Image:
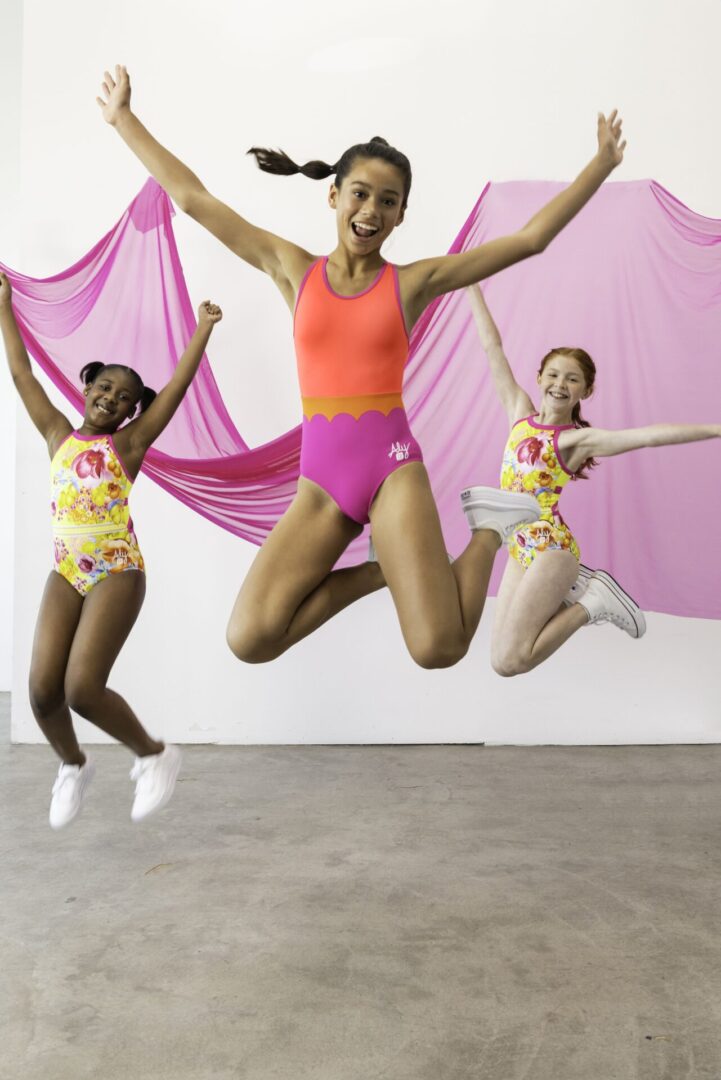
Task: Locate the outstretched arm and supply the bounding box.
[401,112,626,325]
[560,422,721,473]
[467,285,535,425]
[97,66,311,303]
[0,273,71,455]
[117,301,223,478]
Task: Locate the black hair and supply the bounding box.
[79,362,157,413]
[247,135,412,209]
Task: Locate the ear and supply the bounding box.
[396,207,405,227]
[127,405,137,419]
[83,387,89,396]
[328,183,338,210]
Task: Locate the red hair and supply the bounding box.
[539,348,597,478]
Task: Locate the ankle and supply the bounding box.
[60,749,86,767]
[136,740,164,758]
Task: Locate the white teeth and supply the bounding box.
[352,222,378,236]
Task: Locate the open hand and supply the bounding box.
[597,109,626,170]
[97,65,131,126]
[198,301,223,326]
[0,272,13,308]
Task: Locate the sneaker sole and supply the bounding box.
[131,749,182,823]
[460,487,539,514]
[593,570,646,638]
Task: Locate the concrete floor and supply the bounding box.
[2,693,721,1080]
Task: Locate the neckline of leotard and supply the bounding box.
[321,256,388,300]
[524,414,576,432]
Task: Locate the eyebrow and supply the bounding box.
[349,179,401,197]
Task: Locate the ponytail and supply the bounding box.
[248,135,412,208]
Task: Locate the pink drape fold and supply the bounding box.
[3,178,720,616]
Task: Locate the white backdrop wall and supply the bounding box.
[9,0,721,743]
[0,0,22,690]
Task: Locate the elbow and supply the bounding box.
[521,227,548,256]
[176,184,207,217]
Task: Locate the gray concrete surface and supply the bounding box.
[2,694,720,1079]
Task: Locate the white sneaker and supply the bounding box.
[579,570,646,638]
[460,486,541,542]
[49,759,96,830]
[130,744,182,823]
[562,563,594,607]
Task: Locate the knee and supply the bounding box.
[28,676,65,719]
[410,631,468,670]
[64,674,102,717]
[226,618,279,664]
[490,646,530,678]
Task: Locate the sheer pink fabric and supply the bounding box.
[3,178,720,616]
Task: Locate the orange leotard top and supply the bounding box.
[294,257,409,416]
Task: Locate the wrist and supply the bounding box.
[113,106,134,132]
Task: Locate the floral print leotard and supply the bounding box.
[500,415,581,569]
[50,432,144,595]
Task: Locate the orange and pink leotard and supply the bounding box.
[293,257,422,523]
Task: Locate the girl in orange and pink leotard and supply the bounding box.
[101,63,627,669]
[294,255,422,523]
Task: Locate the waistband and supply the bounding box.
[302,393,405,421]
[52,520,132,537]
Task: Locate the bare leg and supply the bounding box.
[28,573,86,765]
[370,463,503,668]
[227,479,385,662]
[491,550,588,676]
[63,571,163,756]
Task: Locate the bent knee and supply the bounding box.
[409,632,468,670]
[65,677,103,716]
[28,677,66,718]
[226,619,281,664]
[491,649,530,678]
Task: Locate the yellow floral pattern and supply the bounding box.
[500,416,580,569]
[50,433,144,595]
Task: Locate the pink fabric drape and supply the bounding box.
[3,178,720,617]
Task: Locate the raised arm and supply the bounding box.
[400,111,626,326]
[97,66,312,305]
[115,301,223,478]
[467,285,535,425]
[560,422,721,474]
[0,273,71,455]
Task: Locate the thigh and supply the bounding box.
[492,555,526,639]
[494,550,579,652]
[65,570,146,687]
[29,572,85,696]
[369,463,459,642]
[229,479,363,631]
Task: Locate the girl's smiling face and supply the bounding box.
[537,353,590,418]
[83,368,141,430]
[329,156,406,255]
